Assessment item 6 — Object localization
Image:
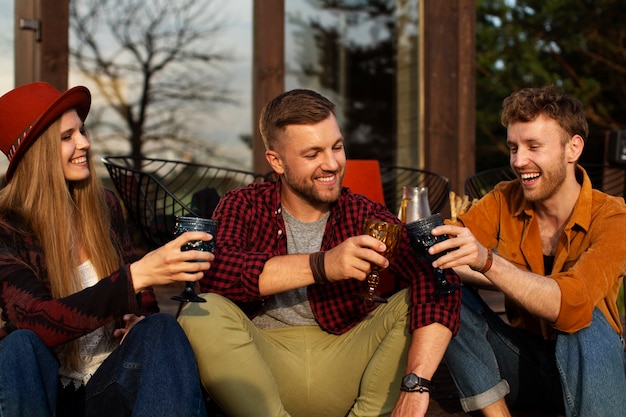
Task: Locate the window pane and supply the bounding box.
[69,0,253,170]
[285,0,420,166]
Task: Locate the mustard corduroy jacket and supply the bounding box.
[460,166,626,336]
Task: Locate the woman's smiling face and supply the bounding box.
[59,109,91,182]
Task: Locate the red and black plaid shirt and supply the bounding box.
[201,180,460,335]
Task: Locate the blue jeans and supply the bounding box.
[0,330,59,417]
[84,313,206,417]
[1,314,206,417]
[445,287,626,417]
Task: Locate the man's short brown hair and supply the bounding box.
[259,89,336,151]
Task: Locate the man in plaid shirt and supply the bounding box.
[179,89,460,417]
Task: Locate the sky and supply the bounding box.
[0,0,13,173]
[0,0,254,171]
[0,0,14,98]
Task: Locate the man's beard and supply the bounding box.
[520,159,567,203]
[282,164,343,205]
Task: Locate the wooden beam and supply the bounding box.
[457,0,476,191]
[421,0,475,197]
[14,0,69,90]
[252,0,285,175]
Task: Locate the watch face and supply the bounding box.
[402,373,419,388]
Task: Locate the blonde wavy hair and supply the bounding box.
[0,117,124,368]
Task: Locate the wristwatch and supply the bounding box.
[400,373,432,393]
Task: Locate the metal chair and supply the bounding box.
[102,155,265,249]
[464,166,516,200]
[379,164,451,215]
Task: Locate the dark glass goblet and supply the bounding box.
[171,216,217,312]
[405,213,460,296]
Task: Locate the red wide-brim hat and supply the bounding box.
[0,82,91,182]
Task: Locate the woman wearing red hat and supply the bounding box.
[0,83,209,417]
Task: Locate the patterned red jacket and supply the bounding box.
[0,189,158,348]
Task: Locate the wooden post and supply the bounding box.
[421,0,475,197]
[14,0,69,90]
[252,0,285,176]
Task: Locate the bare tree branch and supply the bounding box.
[70,0,235,163]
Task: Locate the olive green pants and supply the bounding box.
[178,289,411,417]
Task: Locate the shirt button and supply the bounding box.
[278,230,283,236]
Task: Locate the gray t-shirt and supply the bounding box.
[252,208,329,330]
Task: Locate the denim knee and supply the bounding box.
[556,308,626,417]
[0,330,58,417]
